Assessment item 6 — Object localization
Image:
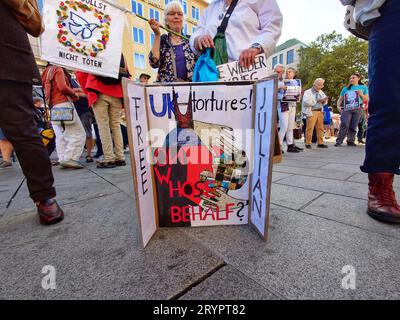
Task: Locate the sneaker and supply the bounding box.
[305,145,312,149]
[115,160,126,166]
[317,144,328,149]
[60,160,84,169]
[287,145,300,153]
[358,139,365,144]
[334,143,342,147]
[347,142,357,147]
[0,161,12,168]
[97,161,116,169]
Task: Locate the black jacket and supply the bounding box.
[0,2,41,84]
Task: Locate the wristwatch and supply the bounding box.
[251,43,264,53]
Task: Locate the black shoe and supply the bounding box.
[115,160,126,166]
[358,140,365,144]
[305,145,312,149]
[317,144,328,149]
[96,161,116,168]
[335,143,341,147]
[287,145,300,153]
[347,142,357,146]
[293,145,304,151]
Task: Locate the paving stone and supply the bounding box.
[271,172,293,182]
[276,175,367,199]
[273,166,353,181]
[318,163,363,174]
[275,159,327,170]
[184,205,400,299]
[348,173,400,188]
[271,184,322,210]
[301,193,400,240]
[180,265,279,300]
[0,193,224,300]
[0,172,122,217]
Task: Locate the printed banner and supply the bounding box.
[123,79,277,247]
[343,91,361,111]
[217,54,268,82]
[282,79,302,102]
[41,0,124,78]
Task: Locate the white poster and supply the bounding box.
[250,79,276,239]
[217,54,268,82]
[41,0,124,78]
[125,82,157,248]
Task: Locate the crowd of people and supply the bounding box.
[0,0,398,226]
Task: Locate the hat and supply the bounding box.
[139,73,151,79]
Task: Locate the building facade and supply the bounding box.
[30,0,208,80]
[267,38,308,74]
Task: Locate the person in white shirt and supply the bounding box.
[190,0,283,67]
[302,78,329,149]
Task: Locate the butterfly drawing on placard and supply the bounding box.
[68,12,99,40]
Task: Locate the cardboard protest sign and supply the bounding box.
[282,79,302,102]
[122,78,277,247]
[41,0,124,78]
[217,54,269,82]
[343,91,361,111]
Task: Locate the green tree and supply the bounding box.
[298,31,368,111]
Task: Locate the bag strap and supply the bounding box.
[217,0,239,34]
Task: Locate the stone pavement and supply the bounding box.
[1,139,399,300]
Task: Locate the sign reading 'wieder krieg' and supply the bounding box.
[217,54,269,82]
[123,78,278,247]
[41,0,124,78]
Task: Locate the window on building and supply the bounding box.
[131,0,143,16]
[279,53,283,64]
[182,1,188,15]
[134,53,146,69]
[183,24,188,35]
[272,56,278,68]
[192,6,200,20]
[149,8,160,22]
[133,27,145,45]
[287,49,294,65]
[192,26,196,34]
[150,33,155,46]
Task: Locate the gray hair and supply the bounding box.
[164,1,185,29]
[274,64,285,72]
[314,78,325,85]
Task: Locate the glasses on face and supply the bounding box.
[168,11,184,17]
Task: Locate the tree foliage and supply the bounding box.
[298,31,368,110]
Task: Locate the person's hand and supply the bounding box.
[195,34,214,51]
[148,19,161,36]
[239,48,261,68]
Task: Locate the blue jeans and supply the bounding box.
[361,0,400,175]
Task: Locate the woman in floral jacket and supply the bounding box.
[148,1,197,83]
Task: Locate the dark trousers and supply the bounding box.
[93,123,103,157]
[0,81,56,202]
[357,111,367,141]
[361,0,400,175]
[336,109,363,145]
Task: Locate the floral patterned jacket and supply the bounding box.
[149,34,197,83]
